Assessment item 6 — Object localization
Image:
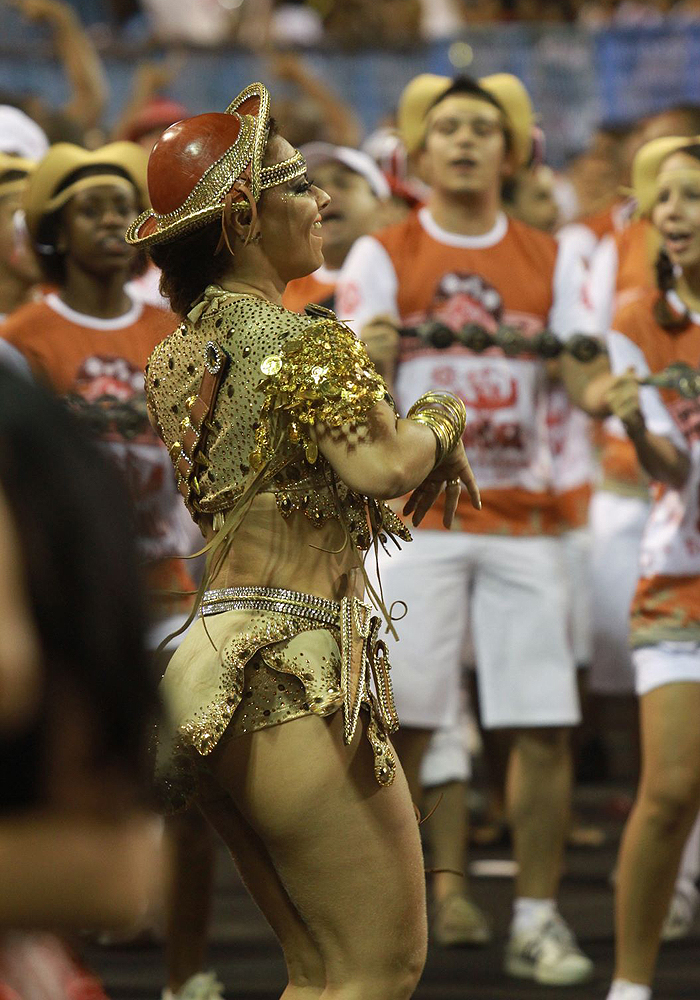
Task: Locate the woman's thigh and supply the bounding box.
[196,783,325,986]
[639,681,700,806]
[209,711,428,981]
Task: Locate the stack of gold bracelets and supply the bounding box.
[406,390,467,465]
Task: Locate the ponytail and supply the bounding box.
[652,247,691,332]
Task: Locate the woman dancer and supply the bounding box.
[127,82,480,1000]
[603,135,700,1000]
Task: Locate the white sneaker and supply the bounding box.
[162,972,226,1000]
[661,882,699,942]
[504,912,594,986]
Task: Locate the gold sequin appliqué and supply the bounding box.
[251,316,387,472]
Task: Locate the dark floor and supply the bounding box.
[83,788,700,1000]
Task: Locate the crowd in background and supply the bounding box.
[8,0,700,49]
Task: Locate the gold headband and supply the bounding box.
[45,173,137,215]
[259,150,307,191]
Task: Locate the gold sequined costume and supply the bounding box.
[146,287,411,810]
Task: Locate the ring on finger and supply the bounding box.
[446,478,461,488]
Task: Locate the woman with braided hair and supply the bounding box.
[600,137,700,1000]
[128,82,480,1000]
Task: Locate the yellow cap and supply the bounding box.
[632,134,700,218]
[24,141,148,241]
[0,152,35,197]
[397,72,535,168]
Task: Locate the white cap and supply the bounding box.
[300,142,391,200]
[0,106,49,161]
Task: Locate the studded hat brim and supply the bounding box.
[126,82,271,248]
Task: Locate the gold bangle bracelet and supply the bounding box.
[407,391,467,466]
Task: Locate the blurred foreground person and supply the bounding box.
[128,81,480,999]
[0,365,163,995]
[337,72,593,983]
[600,137,700,1000]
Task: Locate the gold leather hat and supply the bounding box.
[24,141,148,241]
[632,134,700,217]
[0,153,35,197]
[126,82,306,247]
[398,72,535,168]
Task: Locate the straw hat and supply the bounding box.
[0,153,35,197]
[24,141,148,242]
[126,82,307,248]
[632,134,700,218]
[398,72,535,168]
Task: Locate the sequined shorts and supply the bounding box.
[155,586,399,811]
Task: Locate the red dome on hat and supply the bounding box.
[147,113,247,215]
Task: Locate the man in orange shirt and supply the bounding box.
[283,142,391,314]
[337,72,593,984]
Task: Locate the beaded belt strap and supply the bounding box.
[201,586,339,627]
[199,585,399,784]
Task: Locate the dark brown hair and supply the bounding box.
[428,75,513,156]
[653,142,700,331]
[148,218,229,318]
[148,119,281,318]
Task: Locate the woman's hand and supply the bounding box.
[605,367,645,439]
[403,441,481,528]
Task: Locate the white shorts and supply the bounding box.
[561,527,592,668]
[589,491,650,694]
[378,530,579,730]
[633,643,700,696]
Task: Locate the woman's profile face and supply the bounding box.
[257,134,330,283]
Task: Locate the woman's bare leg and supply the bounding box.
[422,780,468,902]
[165,807,217,993]
[615,682,700,985]
[197,787,325,999]
[209,711,427,1000]
[392,727,470,900]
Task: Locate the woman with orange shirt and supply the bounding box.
[603,137,700,1000]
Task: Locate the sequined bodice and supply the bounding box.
[145,288,410,550]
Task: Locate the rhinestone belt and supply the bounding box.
[200,585,340,628]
